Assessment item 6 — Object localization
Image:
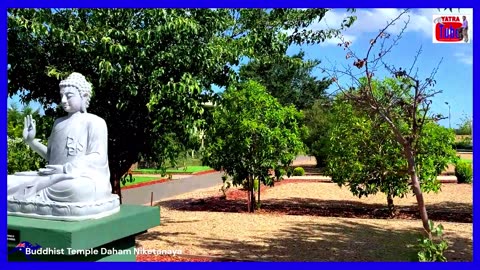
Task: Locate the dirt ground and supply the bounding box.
[290,154,472,175]
[261,181,472,210]
[137,182,473,262]
[457,152,473,160]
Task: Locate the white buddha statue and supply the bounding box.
[7,72,120,221]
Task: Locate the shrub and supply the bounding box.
[292,167,305,176]
[219,176,232,199]
[455,161,473,184]
[417,221,448,262]
[7,138,47,174]
[454,137,472,150]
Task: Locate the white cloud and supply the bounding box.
[454,51,473,65]
[320,34,357,47]
[306,8,474,47]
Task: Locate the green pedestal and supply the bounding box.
[7,204,160,262]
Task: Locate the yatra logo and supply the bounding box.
[432,14,472,43]
[8,241,42,260]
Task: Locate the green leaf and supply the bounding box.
[7,7,356,200]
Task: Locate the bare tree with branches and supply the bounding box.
[323,9,448,236]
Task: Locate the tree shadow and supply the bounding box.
[136,217,200,245]
[140,218,472,262]
[300,165,325,175]
[156,197,472,223]
[159,216,202,224]
[213,220,471,261]
[137,231,196,242]
[147,180,471,262]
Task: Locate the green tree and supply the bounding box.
[8,103,53,141]
[455,115,472,136]
[8,138,47,174]
[239,50,333,168]
[7,103,23,139]
[239,51,332,110]
[7,103,53,174]
[326,9,451,235]
[302,99,333,168]
[8,8,355,201]
[326,97,457,216]
[202,80,305,212]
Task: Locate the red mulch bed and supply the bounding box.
[160,180,471,223]
[121,178,172,190]
[192,169,217,176]
[225,179,325,200]
[132,169,217,176]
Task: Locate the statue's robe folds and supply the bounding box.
[7,112,112,203]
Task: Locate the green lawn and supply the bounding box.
[169,156,204,167]
[453,158,472,164]
[167,165,212,173]
[449,158,472,165]
[135,166,212,174]
[121,176,164,187]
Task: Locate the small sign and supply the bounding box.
[432,14,472,43]
[7,229,20,244]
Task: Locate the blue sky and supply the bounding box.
[286,8,473,129]
[8,8,472,129]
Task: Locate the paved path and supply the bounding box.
[121,154,460,205]
[132,174,192,179]
[291,155,317,166]
[121,172,223,205]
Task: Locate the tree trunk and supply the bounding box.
[247,189,251,212]
[111,172,123,204]
[257,178,261,209]
[110,161,136,205]
[247,175,251,213]
[387,192,395,217]
[250,177,256,212]
[406,152,430,236]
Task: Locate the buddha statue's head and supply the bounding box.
[59,72,92,114]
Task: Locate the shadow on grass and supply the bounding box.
[155,197,472,223]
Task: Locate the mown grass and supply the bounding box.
[136,166,212,174]
[121,176,164,187]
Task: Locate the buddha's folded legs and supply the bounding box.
[7,174,120,220]
[7,174,111,203]
[44,177,105,202]
[8,174,75,200]
[7,175,35,197]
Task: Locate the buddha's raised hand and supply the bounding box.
[22,115,36,142]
